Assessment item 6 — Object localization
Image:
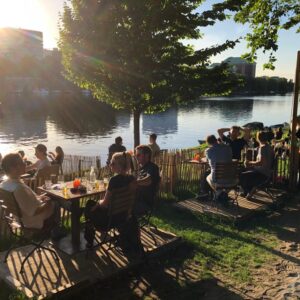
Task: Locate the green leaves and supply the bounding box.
[204,0,300,69]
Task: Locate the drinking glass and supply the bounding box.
[45,179,52,190]
[98,180,104,190]
[103,178,109,189]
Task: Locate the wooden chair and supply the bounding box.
[247,157,276,203]
[209,161,240,206]
[90,182,138,251]
[35,165,60,185]
[0,188,60,273]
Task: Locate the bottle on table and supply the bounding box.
[90,166,96,186]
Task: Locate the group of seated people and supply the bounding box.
[200,125,275,202]
[0,144,160,254]
[107,133,160,165]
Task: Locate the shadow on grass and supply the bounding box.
[63,243,244,300]
[152,201,300,270]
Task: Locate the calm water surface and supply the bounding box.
[0,94,293,163]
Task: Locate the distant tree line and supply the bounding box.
[233,76,294,95]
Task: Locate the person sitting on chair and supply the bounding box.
[134,145,160,216]
[84,152,141,251]
[26,144,51,174]
[218,126,250,160]
[48,146,64,166]
[0,153,56,229]
[239,131,274,198]
[106,136,126,165]
[204,135,233,202]
[18,150,32,166]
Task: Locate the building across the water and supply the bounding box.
[210,57,256,78]
[223,57,256,78]
[0,27,43,60]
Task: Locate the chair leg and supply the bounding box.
[4,242,18,263]
[20,240,60,273]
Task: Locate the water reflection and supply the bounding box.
[0,111,47,142]
[142,108,178,135]
[0,93,293,161]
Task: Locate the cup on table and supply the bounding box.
[73,178,81,189]
[103,178,109,189]
[45,179,52,190]
[62,183,68,197]
[98,180,104,190]
[51,174,57,184]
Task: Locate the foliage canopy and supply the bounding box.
[59,0,240,145]
[202,0,300,69]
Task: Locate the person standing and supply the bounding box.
[218,126,250,160]
[107,136,126,165]
[148,133,160,161]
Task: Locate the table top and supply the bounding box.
[37,181,106,201]
[186,158,208,164]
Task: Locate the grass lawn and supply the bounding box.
[151,200,279,285]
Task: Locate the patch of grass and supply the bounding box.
[151,202,279,284]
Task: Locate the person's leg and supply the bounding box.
[200,169,211,194]
[240,170,267,195]
[84,201,109,246]
[118,216,144,257]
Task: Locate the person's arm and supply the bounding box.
[14,185,42,217]
[246,147,265,167]
[25,161,38,172]
[33,201,54,215]
[95,190,112,208]
[217,128,230,139]
[241,127,251,141]
[48,152,55,161]
[137,174,152,186]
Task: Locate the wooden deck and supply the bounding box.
[0,227,180,299]
[173,189,287,222]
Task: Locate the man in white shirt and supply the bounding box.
[0,153,55,229]
[26,144,51,174]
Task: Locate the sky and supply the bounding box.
[0,0,299,79]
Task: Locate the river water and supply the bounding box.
[0,94,293,163]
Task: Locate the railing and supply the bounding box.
[0,150,292,240]
[62,154,101,176]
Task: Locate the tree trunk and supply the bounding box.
[133,110,140,148]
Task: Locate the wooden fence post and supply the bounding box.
[289,51,300,190]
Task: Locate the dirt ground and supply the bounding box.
[74,198,300,300]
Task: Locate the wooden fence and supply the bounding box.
[0,150,291,239]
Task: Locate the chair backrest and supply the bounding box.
[109,182,137,220]
[36,165,60,182]
[215,161,239,183]
[0,188,23,226]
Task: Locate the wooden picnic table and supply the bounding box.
[37,181,106,254]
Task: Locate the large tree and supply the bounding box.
[59,0,240,146]
[202,0,300,69]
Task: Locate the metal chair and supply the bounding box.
[0,188,60,273]
[209,161,240,206]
